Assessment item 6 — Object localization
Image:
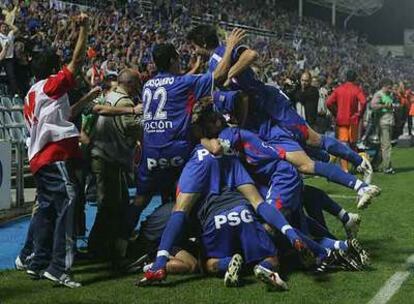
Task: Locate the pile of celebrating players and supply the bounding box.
[16,14,382,290]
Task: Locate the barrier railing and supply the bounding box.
[0,98,26,210]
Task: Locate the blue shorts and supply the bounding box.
[303,146,331,162]
[136,141,192,196]
[268,125,304,153]
[268,126,330,162]
[263,161,303,211]
[257,85,309,142]
[201,205,276,263]
[213,90,241,115]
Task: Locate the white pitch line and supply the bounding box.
[368,254,414,304]
[328,194,356,200]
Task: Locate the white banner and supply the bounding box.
[404,29,414,46]
[49,0,91,11]
[0,142,11,210]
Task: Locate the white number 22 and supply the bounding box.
[143,87,168,120]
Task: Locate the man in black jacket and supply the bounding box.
[292,71,319,129]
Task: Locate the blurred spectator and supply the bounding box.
[0,20,18,96]
[13,39,30,95]
[88,69,142,264]
[1,0,19,25]
[292,71,319,129]
[409,92,414,136]
[371,78,395,174]
[396,81,413,137]
[314,76,331,134]
[326,70,366,172]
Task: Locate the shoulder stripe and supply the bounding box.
[212,53,222,62]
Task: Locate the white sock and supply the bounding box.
[143,263,153,273]
[354,179,364,191]
[357,185,369,196]
[337,209,347,221]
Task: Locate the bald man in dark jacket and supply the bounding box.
[292,72,319,129]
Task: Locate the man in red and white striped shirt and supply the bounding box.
[22,13,89,288]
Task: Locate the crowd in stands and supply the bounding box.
[1,0,413,161]
[1,0,414,95]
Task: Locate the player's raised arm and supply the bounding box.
[67,13,89,75]
[213,28,246,84]
[225,47,259,85]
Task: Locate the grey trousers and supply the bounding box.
[379,123,393,170]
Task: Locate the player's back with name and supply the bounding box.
[179,145,253,228]
[142,72,213,148]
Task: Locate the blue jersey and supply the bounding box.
[178,145,252,199]
[208,44,264,93]
[212,90,241,115]
[177,145,253,225]
[142,72,214,148]
[218,127,285,181]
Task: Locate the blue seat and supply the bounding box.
[1,97,12,109]
[11,111,24,124]
[12,96,24,106]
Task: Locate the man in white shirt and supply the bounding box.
[0,21,18,95]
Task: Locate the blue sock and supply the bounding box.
[258,259,274,271]
[256,202,299,244]
[294,229,328,261]
[305,146,331,163]
[218,257,232,272]
[314,161,367,190]
[152,211,186,271]
[320,135,363,166]
[319,238,348,251]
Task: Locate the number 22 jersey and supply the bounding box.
[142,71,214,149]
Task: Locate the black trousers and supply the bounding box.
[1,58,19,96]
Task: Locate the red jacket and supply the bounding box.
[326,82,366,126]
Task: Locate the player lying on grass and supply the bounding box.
[187,25,378,203]
[126,202,199,275]
[194,102,381,209]
[138,145,313,289]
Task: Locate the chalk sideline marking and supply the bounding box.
[368,254,414,304]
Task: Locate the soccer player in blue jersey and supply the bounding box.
[129,29,246,231]
[194,104,379,210]
[187,25,380,208]
[193,108,369,269]
[138,145,313,288]
[212,90,249,127]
